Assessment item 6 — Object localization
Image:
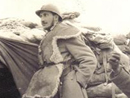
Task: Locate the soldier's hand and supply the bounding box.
[108,52,120,72]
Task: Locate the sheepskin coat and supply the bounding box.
[38,22,97,98]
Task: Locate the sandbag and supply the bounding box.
[87,83,122,98]
[22,21,38,29]
[113,35,127,45]
[0,30,25,41]
[0,18,45,43]
[88,72,110,86]
[20,29,45,43]
[115,93,128,98]
[62,12,80,20]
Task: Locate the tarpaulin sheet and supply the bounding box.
[0,37,39,95]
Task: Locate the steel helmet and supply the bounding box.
[36,4,62,21]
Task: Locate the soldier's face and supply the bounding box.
[40,11,54,31]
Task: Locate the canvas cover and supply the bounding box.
[0,37,39,95]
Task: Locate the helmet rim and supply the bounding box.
[36,4,62,21]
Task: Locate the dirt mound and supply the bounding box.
[0,18,44,43]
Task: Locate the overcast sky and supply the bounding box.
[1,0,130,35]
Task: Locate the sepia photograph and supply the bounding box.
[0,0,130,98]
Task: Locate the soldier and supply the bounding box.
[109,52,130,98]
[23,4,97,98]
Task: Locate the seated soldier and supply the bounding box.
[109,52,130,98]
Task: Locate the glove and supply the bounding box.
[108,52,121,73]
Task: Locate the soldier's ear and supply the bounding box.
[54,14,60,21]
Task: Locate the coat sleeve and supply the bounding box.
[110,67,130,98]
[65,36,97,88]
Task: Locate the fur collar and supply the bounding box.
[50,23,81,63]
